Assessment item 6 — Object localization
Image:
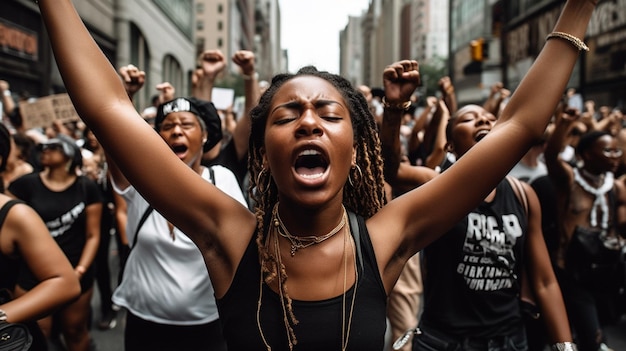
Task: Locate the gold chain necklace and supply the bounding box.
[256,208,359,351]
[272,203,347,256]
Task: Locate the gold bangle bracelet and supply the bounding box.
[546,32,589,51]
[382,97,412,111]
[242,72,258,81]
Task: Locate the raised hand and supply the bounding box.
[118,64,146,99]
[382,60,420,105]
[192,50,226,87]
[155,82,175,105]
[232,50,256,77]
[192,50,226,101]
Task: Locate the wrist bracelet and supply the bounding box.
[2,90,11,97]
[382,97,412,111]
[242,72,258,81]
[552,342,578,351]
[0,309,7,322]
[546,32,589,51]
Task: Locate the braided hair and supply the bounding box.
[247,66,387,338]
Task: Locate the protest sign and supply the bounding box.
[19,93,79,129]
[211,87,235,111]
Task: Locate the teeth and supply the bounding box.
[298,149,321,156]
[300,172,324,179]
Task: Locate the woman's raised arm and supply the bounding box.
[371,0,597,272]
[37,0,255,265]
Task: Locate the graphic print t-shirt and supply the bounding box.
[420,180,527,338]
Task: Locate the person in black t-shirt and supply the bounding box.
[37,1,594,349]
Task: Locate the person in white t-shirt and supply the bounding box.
[109,96,246,351]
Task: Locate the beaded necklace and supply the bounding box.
[573,167,613,229]
[256,207,358,351]
[274,204,347,256]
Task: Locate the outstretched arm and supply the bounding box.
[37,0,256,296]
[231,50,259,161]
[379,91,437,191]
[406,96,436,159]
[370,0,597,289]
[439,76,457,115]
[192,50,226,102]
[423,100,449,169]
[523,182,572,344]
[544,109,578,189]
[0,202,80,322]
[483,82,510,117]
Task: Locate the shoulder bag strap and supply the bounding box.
[208,166,215,185]
[507,176,529,217]
[506,176,540,318]
[131,206,154,249]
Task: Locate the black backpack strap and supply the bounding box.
[347,210,364,273]
[507,176,528,217]
[131,206,154,248]
[208,166,215,185]
[0,200,22,231]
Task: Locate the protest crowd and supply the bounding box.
[0,1,624,351]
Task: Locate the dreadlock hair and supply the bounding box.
[247,66,387,339]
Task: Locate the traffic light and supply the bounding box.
[470,38,487,62]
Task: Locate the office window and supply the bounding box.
[130,23,151,110]
[162,55,184,96]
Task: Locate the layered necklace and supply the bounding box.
[273,204,348,256]
[256,204,358,351]
[573,167,614,229]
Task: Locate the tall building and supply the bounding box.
[340,0,449,88]
[411,0,449,65]
[116,0,197,110]
[1,0,197,112]
[195,0,282,80]
[340,15,365,86]
[195,0,253,73]
[448,0,499,105]
[254,0,283,80]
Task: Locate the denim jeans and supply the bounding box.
[412,325,528,351]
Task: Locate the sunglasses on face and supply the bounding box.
[602,148,623,158]
[40,143,64,152]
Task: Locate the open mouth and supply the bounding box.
[294,149,328,179]
[171,144,188,155]
[475,130,489,142]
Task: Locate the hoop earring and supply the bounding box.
[256,168,271,195]
[348,164,363,188]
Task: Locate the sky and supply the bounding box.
[278,0,371,74]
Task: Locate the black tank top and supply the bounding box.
[0,200,22,294]
[420,179,527,338]
[216,212,387,351]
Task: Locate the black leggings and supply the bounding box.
[124,312,227,351]
[94,203,115,314]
